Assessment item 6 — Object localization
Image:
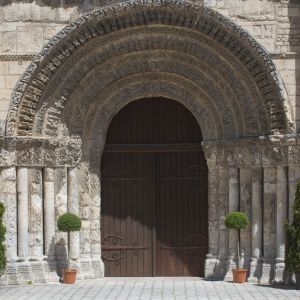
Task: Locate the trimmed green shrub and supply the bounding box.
[0,202,6,275]
[57,212,81,268]
[224,211,249,269]
[286,181,300,272]
[225,212,249,230]
[57,213,81,232]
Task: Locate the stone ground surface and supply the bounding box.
[0,277,300,300]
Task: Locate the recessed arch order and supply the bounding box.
[2,0,297,284]
[6,0,290,149]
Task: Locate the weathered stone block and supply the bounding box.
[0,76,5,89]
[0,62,8,75]
[1,31,17,53]
[5,75,20,89]
[8,61,30,75]
[43,26,57,43]
[17,26,43,53]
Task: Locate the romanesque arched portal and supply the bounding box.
[101,97,208,277]
[0,0,295,285]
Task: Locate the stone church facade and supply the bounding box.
[0,0,299,285]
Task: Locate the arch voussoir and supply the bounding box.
[6,0,289,138]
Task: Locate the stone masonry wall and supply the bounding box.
[0,0,299,135]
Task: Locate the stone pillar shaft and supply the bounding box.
[273,166,288,283]
[228,167,239,256]
[17,167,29,258]
[225,167,239,281]
[218,167,229,258]
[248,167,263,283]
[239,167,252,266]
[263,167,277,259]
[207,166,219,256]
[1,167,17,260]
[44,168,56,257]
[29,168,43,257]
[261,167,277,283]
[276,166,288,260]
[67,167,80,260]
[251,168,263,259]
[204,165,219,279]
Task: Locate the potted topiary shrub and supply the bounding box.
[224,211,249,283]
[57,212,81,284]
[0,202,6,276]
[285,181,300,289]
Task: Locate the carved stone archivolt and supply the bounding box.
[0,1,298,285]
[5,0,290,144]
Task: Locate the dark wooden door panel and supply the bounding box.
[156,152,208,276]
[101,152,154,276]
[101,98,208,277]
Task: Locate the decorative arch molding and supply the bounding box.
[0,1,298,286]
[5,0,290,140]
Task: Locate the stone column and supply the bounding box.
[1,168,17,260]
[67,167,80,261]
[204,164,219,279]
[248,167,263,283]
[261,167,277,283]
[44,168,56,257]
[217,167,229,278]
[17,167,29,258]
[89,166,104,277]
[54,168,68,277]
[240,168,252,272]
[29,168,43,257]
[225,167,239,281]
[274,166,288,283]
[288,165,300,222]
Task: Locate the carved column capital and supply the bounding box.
[0,136,82,167]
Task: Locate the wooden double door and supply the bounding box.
[101,98,208,277]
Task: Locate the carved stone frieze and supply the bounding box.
[0,137,82,167]
[1,134,298,168]
[202,135,300,167]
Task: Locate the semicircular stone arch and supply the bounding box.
[2,0,297,285]
[6,0,290,141]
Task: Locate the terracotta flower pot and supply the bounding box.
[232,268,247,283]
[63,268,77,284]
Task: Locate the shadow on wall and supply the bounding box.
[288,1,300,133]
[55,237,68,278]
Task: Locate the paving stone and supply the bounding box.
[0,278,300,300]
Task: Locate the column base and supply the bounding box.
[248,257,263,283]
[67,257,104,280]
[204,254,219,280]
[224,258,236,281]
[4,258,60,285]
[2,256,104,285]
[91,257,105,278]
[205,254,229,280]
[15,260,33,285]
[0,274,8,286]
[43,257,59,283]
[260,257,275,284]
[272,258,285,284]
